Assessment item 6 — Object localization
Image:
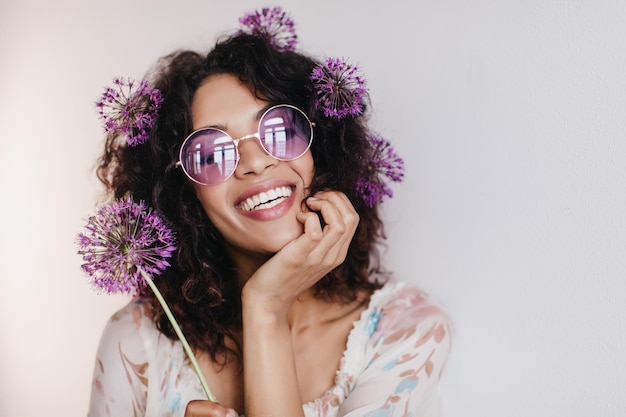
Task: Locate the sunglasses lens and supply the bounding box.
[180,129,237,185]
[259,106,312,160]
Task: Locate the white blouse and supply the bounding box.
[88,281,451,417]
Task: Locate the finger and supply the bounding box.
[296,211,324,241]
[307,193,359,243]
[307,191,358,228]
[185,400,238,417]
[319,193,359,256]
[305,197,343,235]
[303,193,359,264]
[286,208,342,268]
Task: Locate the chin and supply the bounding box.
[266,227,305,253]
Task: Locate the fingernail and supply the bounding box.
[226,409,239,417]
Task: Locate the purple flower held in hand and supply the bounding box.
[311,57,368,119]
[356,134,405,207]
[238,6,297,52]
[76,197,176,294]
[75,197,215,401]
[95,77,163,146]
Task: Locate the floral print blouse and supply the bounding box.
[88,281,451,417]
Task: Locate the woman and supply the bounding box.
[88,8,450,417]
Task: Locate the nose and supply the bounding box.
[233,135,277,178]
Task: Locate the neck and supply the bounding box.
[286,290,335,331]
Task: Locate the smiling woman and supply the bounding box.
[188,73,314,252]
[85,6,450,417]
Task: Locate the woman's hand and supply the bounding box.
[239,190,358,417]
[185,400,238,417]
[242,190,359,314]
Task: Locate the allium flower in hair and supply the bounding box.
[76,197,176,294]
[95,77,163,146]
[311,57,368,119]
[356,134,405,207]
[238,6,297,52]
[76,197,216,401]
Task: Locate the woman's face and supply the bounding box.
[189,73,314,263]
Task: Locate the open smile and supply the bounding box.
[237,186,294,212]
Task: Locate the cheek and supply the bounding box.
[293,152,315,186]
[193,184,229,221]
[195,196,237,242]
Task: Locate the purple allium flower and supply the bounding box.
[356,179,393,208]
[76,197,176,294]
[310,57,368,119]
[95,77,163,146]
[238,6,297,52]
[356,134,405,206]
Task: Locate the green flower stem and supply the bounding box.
[139,268,216,402]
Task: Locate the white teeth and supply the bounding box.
[240,186,293,211]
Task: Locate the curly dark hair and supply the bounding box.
[96,33,389,364]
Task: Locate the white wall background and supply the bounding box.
[1,0,624,416]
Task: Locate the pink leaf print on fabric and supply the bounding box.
[93,359,105,394]
[375,287,442,346]
[433,322,446,343]
[119,343,149,416]
[414,323,441,349]
[425,360,434,377]
[364,395,401,417]
[316,390,341,416]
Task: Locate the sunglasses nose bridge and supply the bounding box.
[232,132,260,147]
[232,132,267,158]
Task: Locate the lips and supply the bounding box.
[237,185,294,212]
